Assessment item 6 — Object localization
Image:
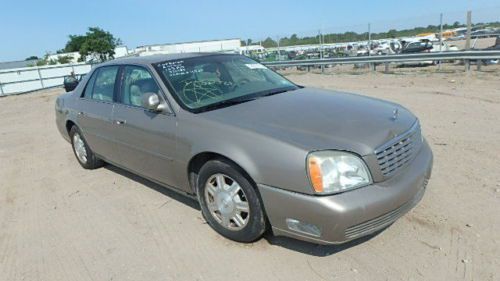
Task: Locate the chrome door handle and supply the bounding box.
[114,119,126,125]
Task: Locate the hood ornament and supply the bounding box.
[391,108,399,121]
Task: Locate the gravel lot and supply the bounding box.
[1,70,499,281]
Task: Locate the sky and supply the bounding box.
[1,0,499,61]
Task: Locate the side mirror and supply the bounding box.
[141,92,166,112]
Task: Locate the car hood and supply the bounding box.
[201,87,417,156]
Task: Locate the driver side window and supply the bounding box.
[120,66,160,107]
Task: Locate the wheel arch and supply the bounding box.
[187,151,271,228]
[65,119,77,134]
[187,151,258,195]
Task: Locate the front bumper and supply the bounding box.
[257,140,433,245]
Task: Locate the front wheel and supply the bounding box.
[197,159,267,243]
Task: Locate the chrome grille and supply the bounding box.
[375,122,422,177]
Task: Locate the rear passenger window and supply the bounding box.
[82,71,97,98]
[91,66,119,102]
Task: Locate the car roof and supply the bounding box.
[98,52,234,67]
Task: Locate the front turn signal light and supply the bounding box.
[308,157,324,192]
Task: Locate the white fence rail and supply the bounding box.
[0,63,91,96]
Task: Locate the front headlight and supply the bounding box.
[307,151,372,194]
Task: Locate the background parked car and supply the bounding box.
[398,41,434,66]
[472,35,500,65]
[63,74,85,92]
[400,41,433,54]
[471,28,500,38]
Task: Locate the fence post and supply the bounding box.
[384,62,390,73]
[477,59,482,71]
[464,59,470,73]
[0,81,4,96]
[37,67,45,88]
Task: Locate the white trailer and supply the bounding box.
[135,39,241,56]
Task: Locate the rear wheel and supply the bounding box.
[197,159,266,242]
[69,126,104,169]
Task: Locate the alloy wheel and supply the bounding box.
[73,133,88,164]
[204,173,250,230]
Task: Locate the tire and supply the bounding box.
[69,126,104,169]
[197,159,267,243]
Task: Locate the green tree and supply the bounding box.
[64,35,87,52]
[35,53,51,66]
[79,27,121,62]
[57,55,73,64]
[25,56,39,61]
[261,37,277,48]
[63,27,121,62]
[387,29,397,38]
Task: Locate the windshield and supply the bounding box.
[155,54,298,112]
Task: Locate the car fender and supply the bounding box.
[177,115,313,194]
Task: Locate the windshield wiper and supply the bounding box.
[197,87,297,113]
[220,96,258,105]
[222,89,290,105]
[200,96,257,112]
[261,88,293,97]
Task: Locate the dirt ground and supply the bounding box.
[1,70,499,281]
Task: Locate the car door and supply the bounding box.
[77,66,121,163]
[111,65,179,188]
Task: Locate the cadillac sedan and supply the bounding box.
[55,53,433,245]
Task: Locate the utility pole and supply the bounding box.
[439,13,443,52]
[368,23,371,57]
[465,11,472,50]
[276,36,281,61]
[439,13,443,70]
[319,30,324,73]
[319,30,324,59]
[368,23,374,71]
[465,11,472,72]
